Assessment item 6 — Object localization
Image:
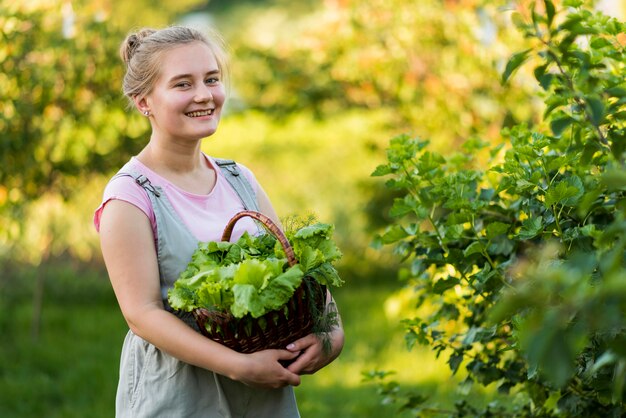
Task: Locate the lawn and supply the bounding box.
[0,264,497,417]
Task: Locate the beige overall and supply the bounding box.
[112,162,299,418]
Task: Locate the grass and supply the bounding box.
[0,263,498,418]
[0,265,126,418]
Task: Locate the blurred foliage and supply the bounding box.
[0,0,540,271]
[373,1,626,416]
[226,0,538,149]
[205,0,544,282]
[0,0,207,262]
[0,0,594,415]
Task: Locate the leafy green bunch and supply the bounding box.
[168,223,343,320]
[371,1,626,416]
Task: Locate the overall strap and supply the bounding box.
[111,171,161,197]
[214,158,259,211]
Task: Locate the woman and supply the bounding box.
[94,26,344,417]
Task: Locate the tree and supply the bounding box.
[372,1,626,416]
[227,0,538,149]
[0,0,204,338]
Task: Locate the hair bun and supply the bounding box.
[119,28,157,64]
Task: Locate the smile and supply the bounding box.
[186,109,214,117]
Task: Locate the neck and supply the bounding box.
[137,137,204,175]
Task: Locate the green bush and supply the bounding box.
[371,1,626,416]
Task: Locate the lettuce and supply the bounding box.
[167,221,343,320]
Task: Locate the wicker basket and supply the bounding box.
[192,210,326,353]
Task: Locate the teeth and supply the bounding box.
[186,109,213,117]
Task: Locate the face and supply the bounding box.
[138,41,226,142]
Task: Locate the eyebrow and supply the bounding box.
[168,69,220,83]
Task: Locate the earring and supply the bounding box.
[143,110,150,116]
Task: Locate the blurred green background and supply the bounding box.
[1,0,624,417]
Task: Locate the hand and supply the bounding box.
[233,349,302,389]
[285,330,344,375]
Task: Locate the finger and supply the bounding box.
[286,349,315,374]
[276,348,301,360]
[276,357,303,386]
[286,334,316,352]
[286,372,301,387]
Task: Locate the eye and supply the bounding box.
[205,77,220,85]
[174,81,191,88]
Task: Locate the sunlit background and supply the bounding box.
[1,0,625,417]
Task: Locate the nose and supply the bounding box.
[194,83,213,102]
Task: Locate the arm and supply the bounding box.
[99,199,302,388]
[285,290,345,375]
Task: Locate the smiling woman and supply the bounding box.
[93,26,344,418]
[137,41,225,143]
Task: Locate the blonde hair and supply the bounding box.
[119,26,229,107]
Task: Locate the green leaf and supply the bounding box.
[296,246,325,272]
[233,258,275,290]
[587,96,605,126]
[502,49,531,84]
[371,164,392,177]
[544,178,583,207]
[544,0,556,27]
[523,325,577,388]
[601,169,626,191]
[486,222,509,239]
[404,330,420,351]
[433,277,460,294]
[448,353,464,375]
[590,37,612,49]
[463,241,484,257]
[292,223,342,268]
[606,87,626,98]
[534,64,555,90]
[550,116,575,137]
[390,195,421,218]
[258,266,305,314]
[307,262,344,287]
[380,225,410,244]
[167,287,196,312]
[518,216,543,239]
[511,12,527,31]
[231,284,259,318]
[563,176,584,206]
[417,151,445,173]
[197,281,230,310]
[444,224,464,240]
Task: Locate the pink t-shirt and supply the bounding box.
[93,155,260,243]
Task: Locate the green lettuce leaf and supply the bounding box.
[168,286,197,311]
[231,264,305,318]
[167,219,343,316]
[306,262,344,287]
[197,281,232,310]
[259,265,305,313]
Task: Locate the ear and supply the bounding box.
[133,95,150,115]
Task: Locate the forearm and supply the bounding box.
[126,306,245,380]
[325,325,345,363]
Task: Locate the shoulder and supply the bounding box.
[235,161,257,181]
[105,171,149,201]
[105,158,163,198]
[94,162,155,232]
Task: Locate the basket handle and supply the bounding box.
[221,210,297,267]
